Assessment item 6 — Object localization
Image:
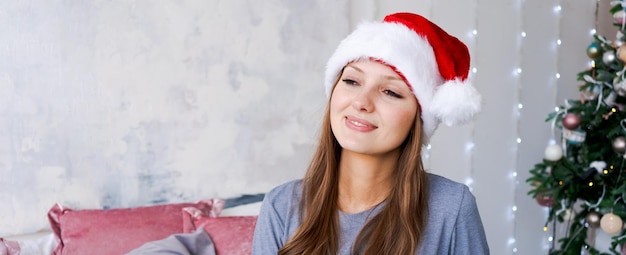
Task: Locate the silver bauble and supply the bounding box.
[613,136,626,154]
[604,51,616,64]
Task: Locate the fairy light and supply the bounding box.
[512,0,525,253]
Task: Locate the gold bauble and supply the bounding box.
[618,45,626,63]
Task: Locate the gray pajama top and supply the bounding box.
[251,173,489,255]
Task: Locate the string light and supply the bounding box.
[512,0,525,252]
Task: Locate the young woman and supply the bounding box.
[252,12,489,255]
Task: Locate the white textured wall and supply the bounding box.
[0,0,604,254]
[0,0,345,234]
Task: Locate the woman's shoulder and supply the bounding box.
[427,173,468,192]
[263,179,303,206]
[426,173,475,207]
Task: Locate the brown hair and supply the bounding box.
[278,78,429,255]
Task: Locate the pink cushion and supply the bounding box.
[48,199,224,255]
[0,238,20,255]
[183,210,258,255]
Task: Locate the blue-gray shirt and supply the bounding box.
[252,173,489,254]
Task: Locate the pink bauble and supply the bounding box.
[562,113,581,130]
[586,211,601,228]
[535,193,553,207]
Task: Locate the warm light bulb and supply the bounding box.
[543,226,548,231]
[589,182,593,187]
[604,169,609,174]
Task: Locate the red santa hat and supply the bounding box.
[324,12,481,142]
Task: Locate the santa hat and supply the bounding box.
[324,12,481,142]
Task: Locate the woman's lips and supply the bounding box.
[345,116,377,132]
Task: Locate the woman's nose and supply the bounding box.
[351,89,374,112]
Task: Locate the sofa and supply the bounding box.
[0,194,263,255]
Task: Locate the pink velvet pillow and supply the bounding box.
[48,199,224,255]
[182,209,258,255]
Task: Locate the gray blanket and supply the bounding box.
[126,228,216,255]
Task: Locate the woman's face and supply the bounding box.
[330,60,418,156]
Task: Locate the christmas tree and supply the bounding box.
[527,2,626,254]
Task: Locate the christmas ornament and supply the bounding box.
[535,193,553,207]
[614,9,626,25]
[544,144,564,161]
[563,128,586,145]
[600,212,623,234]
[612,136,626,154]
[586,211,601,228]
[562,113,581,130]
[590,161,607,174]
[587,42,602,59]
[603,51,616,64]
[618,45,626,62]
[614,77,626,97]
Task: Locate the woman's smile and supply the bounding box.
[345,115,377,132]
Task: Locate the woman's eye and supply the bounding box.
[342,79,358,86]
[384,89,402,98]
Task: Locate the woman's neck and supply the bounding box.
[337,150,397,213]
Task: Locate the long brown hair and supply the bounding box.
[278,79,429,255]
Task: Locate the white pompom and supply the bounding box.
[429,79,482,126]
